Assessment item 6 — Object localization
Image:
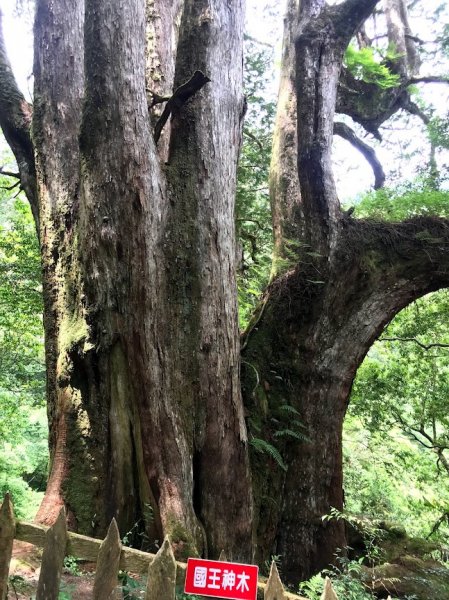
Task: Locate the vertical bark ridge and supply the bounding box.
[269,0,304,274]
[32,0,85,527]
[295,0,381,254]
[80,0,202,547]
[163,0,253,560]
[385,0,420,78]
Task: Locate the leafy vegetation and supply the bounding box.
[353,184,449,220]
[236,36,275,329]
[344,45,400,89]
[0,179,47,518]
[346,290,449,544]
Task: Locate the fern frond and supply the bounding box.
[273,428,309,442]
[278,404,300,416]
[249,437,287,471]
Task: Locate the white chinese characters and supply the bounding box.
[192,566,251,593]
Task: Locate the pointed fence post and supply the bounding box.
[264,560,286,600]
[218,549,228,562]
[320,577,338,600]
[145,536,177,600]
[36,506,67,600]
[0,494,15,600]
[93,518,122,600]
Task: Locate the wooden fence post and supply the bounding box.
[264,560,286,600]
[145,536,176,600]
[93,518,122,600]
[36,507,67,600]
[0,494,15,600]
[320,577,338,600]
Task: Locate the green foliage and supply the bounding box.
[248,396,309,474]
[237,36,275,329]
[346,291,449,542]
[299,555,375,600]
[344,45,400,89]
[353,183,449,220]
[0,182,47,519]
[249,437,287,471]
[118,571,146,599]
[428,116,449,150]
[63,555,81,576]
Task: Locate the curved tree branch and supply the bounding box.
[0,9,37,226]
[334,121,385,189]
[399,95,430,124]
[379,337,449,350]
[330,0,382,41]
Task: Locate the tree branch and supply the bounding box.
[147,90,171,108]
[0,167,19,179]
[379,337,449,350]
[0,179,20,191]
[399,95,430,124]
[334,121,385,189]
[427,511,449,539]
[0,9,37,226]
[154,70,210,144]
[409,76,449,84]
[331,0,382,42]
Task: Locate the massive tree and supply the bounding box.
[1,0,449,585]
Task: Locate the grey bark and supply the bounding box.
[2,0,252,563]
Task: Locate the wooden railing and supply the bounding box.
[1,493,346,600]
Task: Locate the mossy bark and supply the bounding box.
[28,0,252,561]
[247,0,449,584]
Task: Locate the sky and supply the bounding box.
[2,1,34,102]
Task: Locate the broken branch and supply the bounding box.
[153,70,211,144]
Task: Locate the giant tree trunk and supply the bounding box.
[243,0,449,583]
[1,0,253,562]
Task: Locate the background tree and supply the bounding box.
[1,0,449,586]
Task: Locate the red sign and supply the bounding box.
[184,557,258,600]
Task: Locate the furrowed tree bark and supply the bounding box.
[243,0,449,584]
[32,0,85,528]
[269,0,303,273]
[1,0,252,561]
[146,0,184,159]
[163,0,253,560]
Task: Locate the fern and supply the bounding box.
[278,404,301,416]
[273,428,309,442]
[249,437,287,471]
[344,45,400,89]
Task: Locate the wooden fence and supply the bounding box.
[0,493,353,600]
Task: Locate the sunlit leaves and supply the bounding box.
[347,291,449,541]
[344,45,400,89]
[0,186,47,518]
